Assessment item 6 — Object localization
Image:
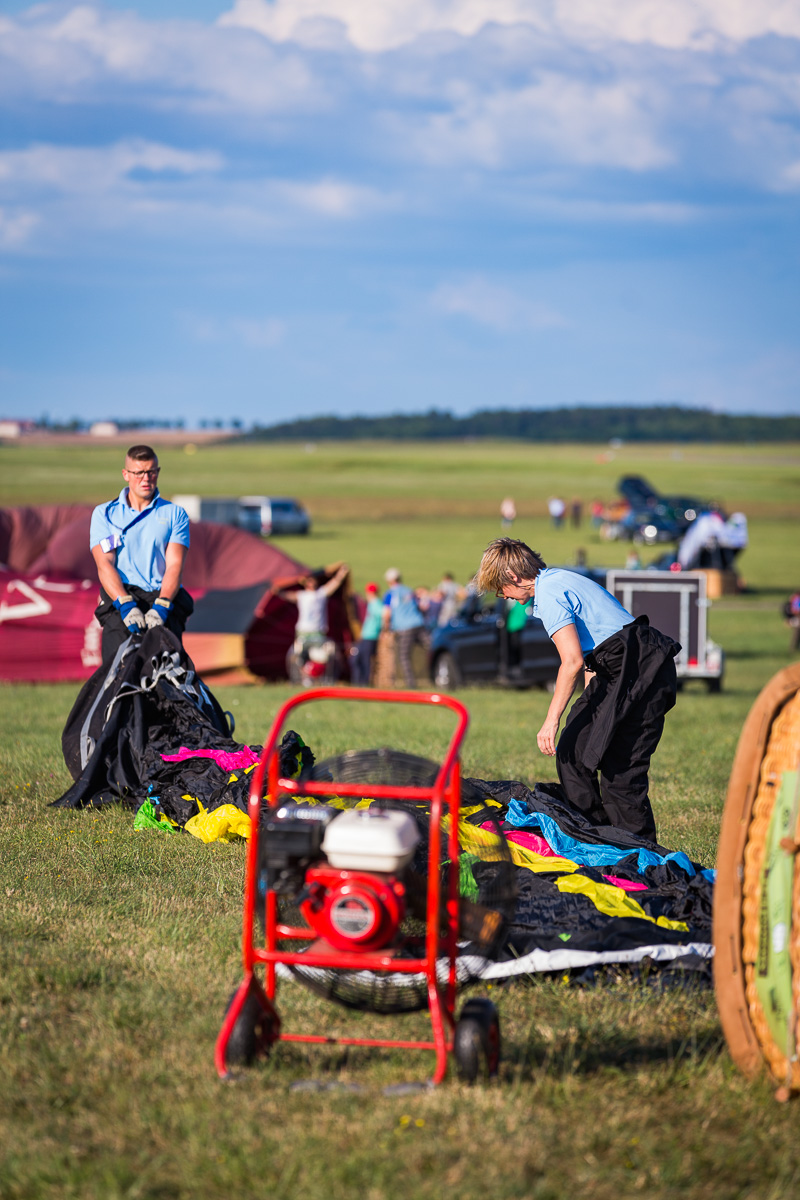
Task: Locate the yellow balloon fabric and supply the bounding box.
[184,804,253,844]
[556,873,689,932]
[451,817,579,874]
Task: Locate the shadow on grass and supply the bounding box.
[504,1023,727,1083]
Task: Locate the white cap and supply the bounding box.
[384,567,400,582]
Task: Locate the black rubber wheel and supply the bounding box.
[433,651,462,690]
[224,989,275,1067]
[707,676,723,694]
[454,997,500,1083]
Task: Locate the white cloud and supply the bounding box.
[0,2,798,232]
[0,206,40,248]
[431,277,568,332]
[231,317,287,347]
[520,196,699,223]
[0,136,397,250]
[182,312,287,348]
[220,0,800,52]
[777,159,800,191]
[272,177,397,218]
[404,75,672,171]
[0,139,223,194]
[0,4,321,114]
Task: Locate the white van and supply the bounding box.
[237,496,311,537]
[172,495,240,525]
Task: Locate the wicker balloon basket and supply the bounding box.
[714,662,800,1100]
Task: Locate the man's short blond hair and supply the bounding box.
[473,538,546,595]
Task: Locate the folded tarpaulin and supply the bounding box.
[54,626,238,809]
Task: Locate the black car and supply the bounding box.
[617,476,710,536]
[428,596,561,689]
[619,506,684,544]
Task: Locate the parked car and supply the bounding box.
[428,596,561,689]
[237,496,311,537]
[618,507,684,545]
[617,475,712,535]
[172,494,311,537]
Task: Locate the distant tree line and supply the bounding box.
[244,406,800,443]
[30,417,243,433]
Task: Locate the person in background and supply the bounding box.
[783,592,800,653]
[278,563,349,667]
[418,585,443,630]
[548,496,566,528]
[90,444,192,666]
[500,496,517,530]
[499,594,528,681]
[474,537,680,842]
[437,571,463,627]
[570,497,583,528]
[350,582,383,685]
[382,567,428,688]
[590,499,605,532]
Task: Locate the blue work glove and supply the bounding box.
[114,594,146,631]
[144,596,173,629]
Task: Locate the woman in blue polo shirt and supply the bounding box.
[474,538,679,842]
[89,445,192,665]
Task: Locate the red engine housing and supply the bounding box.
[300,866,407,953]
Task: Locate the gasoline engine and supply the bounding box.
[260,805,421,954]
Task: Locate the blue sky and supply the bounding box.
[1,1,799,426]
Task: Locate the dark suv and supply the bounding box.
[428,596,561,689]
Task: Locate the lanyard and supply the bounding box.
[99,493,159,554]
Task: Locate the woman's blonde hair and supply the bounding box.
[473,538,546,595]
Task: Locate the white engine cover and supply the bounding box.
[322,807,420,873]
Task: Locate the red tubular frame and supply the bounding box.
[215,687,470,1084]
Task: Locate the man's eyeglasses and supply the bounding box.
[125,468,160,479]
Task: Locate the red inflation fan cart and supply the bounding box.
[215,686,515,1086]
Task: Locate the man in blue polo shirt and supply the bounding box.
[382,567,428,688]
[90,444,192,664]
[474,538,679,842]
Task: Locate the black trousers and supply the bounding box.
[95,585,194,667]
[350,638,378,685]
[395,626,429,688]
[555,656,676,842]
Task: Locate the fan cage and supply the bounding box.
[257,748,516,1013]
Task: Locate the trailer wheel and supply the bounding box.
[224,988,276,1067]
[454,998,500,1083]
[707,676,723,694]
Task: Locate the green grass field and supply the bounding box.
[1,441,799,1199]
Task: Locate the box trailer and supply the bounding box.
[605,570,724,692]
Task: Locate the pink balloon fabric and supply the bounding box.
[161,746,260,772]
[482,822,648,891]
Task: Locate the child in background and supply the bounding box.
[350,582,383,685]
